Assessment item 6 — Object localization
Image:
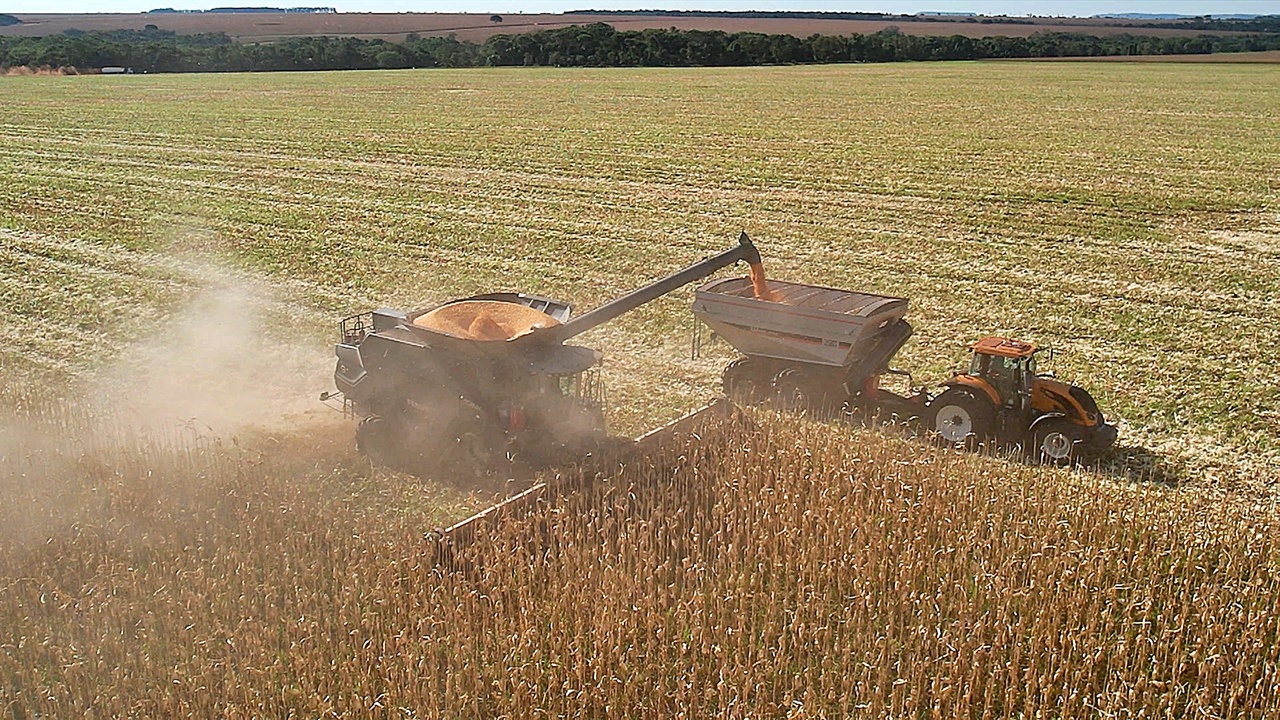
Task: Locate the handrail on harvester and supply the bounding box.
[552,232,762,344]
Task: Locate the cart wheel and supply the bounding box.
[723,357,765,403]
[771,368,820,414]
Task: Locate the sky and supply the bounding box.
[11,0,1280,16]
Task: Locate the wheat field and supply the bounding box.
[2,408,1278,716]
[2,61,1279,715]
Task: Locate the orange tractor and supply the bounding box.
[926,337,1116,463]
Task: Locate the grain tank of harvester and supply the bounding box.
[693,276,1117,464]
[323,234,766,473]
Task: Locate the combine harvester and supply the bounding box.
[323,234,768,475]
[324,232,1117,546]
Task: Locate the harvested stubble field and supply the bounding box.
[1,62,1276,484]
[1,61,1279,715]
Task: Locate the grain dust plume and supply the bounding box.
[86,265,331,437]
[0,262,336,546]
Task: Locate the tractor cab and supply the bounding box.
[966,336,1038,412]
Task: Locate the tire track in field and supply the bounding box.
[7,131,1274,356]
[0,139,1187,284]
[6,126,1272,298]
[6,122,1244,226]
[2,131,1239,263]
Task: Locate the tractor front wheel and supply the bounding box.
[928,389,994,448]
[1031,420,1085,466]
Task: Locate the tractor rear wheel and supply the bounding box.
[1031,419,1084,465]
[928,389,994,448]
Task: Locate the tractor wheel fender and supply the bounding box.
[942,376,1001,406]
[1028,412,1068,433]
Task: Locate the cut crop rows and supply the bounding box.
[1,62,1276,485]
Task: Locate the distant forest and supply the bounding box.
[2,23,1278,73]
[564,10,1280,33]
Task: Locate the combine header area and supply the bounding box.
[435,397,740,552]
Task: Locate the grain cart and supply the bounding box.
[693,278,1117,464]
[324,234,767,473]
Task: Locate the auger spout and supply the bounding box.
[553,232,762,344]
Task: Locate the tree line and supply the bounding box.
[569,10,1280,34]
[1,23,1277,73]
[483,24,1280,66]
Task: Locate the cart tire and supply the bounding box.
[771,368,829,415]
[723,357,766,403]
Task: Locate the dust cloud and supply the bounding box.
[87,264,334,438]
[0,261,344,547]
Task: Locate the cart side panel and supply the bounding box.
[693,277,909,367]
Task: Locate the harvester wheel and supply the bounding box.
[355,415,391,459]
[1031,419,1084,466]
[927,389,993,448]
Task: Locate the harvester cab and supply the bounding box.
[929,336,1117,463]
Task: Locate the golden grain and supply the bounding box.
[1,406,1276,716]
